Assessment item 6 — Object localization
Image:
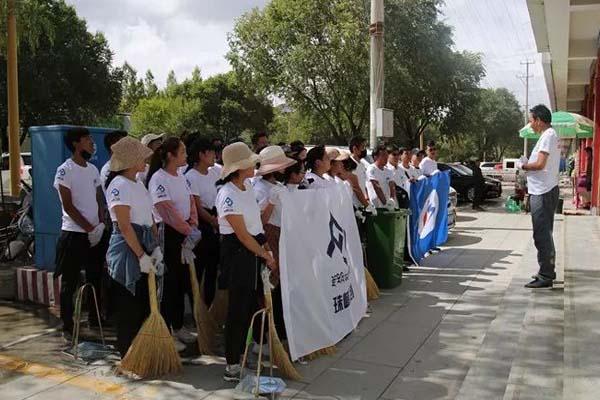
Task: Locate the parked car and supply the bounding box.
[480,161,504,181]
[438,162,502,202]
[1,153,32,196]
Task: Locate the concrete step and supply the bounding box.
[563,216,600,399]
[455,217,566,400]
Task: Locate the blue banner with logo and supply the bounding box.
[408,171,450,262]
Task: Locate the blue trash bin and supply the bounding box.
[30,125,114,271]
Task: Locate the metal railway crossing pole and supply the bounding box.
[7,0,22,196]
[369,0,384,150]
[519,60,534,157]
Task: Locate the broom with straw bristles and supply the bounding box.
[261,268,302,381]
[209,288,228,328]
[304,346,337,361]
[120,271,182,378]
[188,260,218,354]
[364,267,380,300]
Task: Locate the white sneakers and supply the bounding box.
[174,327,197,344]
[224,364,242,382]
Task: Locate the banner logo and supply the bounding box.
[418,189,439,239]
[326,213,347,265]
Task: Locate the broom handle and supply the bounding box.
[188,260,201,315]
[148,271,159,313]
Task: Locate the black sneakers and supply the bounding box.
[525,277,553,288]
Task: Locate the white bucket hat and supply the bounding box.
[220,142,261,179]
[257,145,297,176]
[110,137,154,171]
[141,133,165,147]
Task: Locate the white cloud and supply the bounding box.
[66,0,267,86]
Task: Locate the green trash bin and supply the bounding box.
[365,209,410,289]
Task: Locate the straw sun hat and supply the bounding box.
[110,137,154,172]
[220,142,261,179]
[257,145,297,176]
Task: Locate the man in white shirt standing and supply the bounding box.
[521,104,561,289]
[366,144,396,208]
[54,128,107,340]
[349,136,370,209]
[400,148,421,181]
[419,141,438,176]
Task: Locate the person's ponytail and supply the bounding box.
[105,170,124,190]
[145,146,164,187]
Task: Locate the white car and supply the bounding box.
[448,186,457,230]
[1,152,32,196]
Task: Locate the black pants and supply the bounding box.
[161,225,190,332]
[221,234,261,365]
[473,180,485,207]
[194,217,219,306]
[55,230,108,333]
[111,276,150,357]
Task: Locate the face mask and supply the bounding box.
[81,150,93,161]
[360,149,368,159]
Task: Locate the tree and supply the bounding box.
[165,70,178,97]
[228,0,370,144]
[437,88,524,161]
[130,96,205,137]
[144,70,158,98]
[0,0,55,54]
[0,0,122,148]
[383,0,485,148]
[129,70,274,141]
[120,62,146,113]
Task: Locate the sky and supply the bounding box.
[66,0,550,109]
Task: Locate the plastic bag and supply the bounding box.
[235,375,286,396]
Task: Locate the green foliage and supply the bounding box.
[228,0,370,144]
[129,70,273,141]
[228,0,485,146]
[437,88,524,161]
[0,0,55,54]
[0,0,122,147]
[130,96,204,137]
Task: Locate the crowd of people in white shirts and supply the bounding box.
[52,127,440,382]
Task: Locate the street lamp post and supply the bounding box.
[369,0,384,150]
[7,0,22,196]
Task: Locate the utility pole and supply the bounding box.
[518,60,534,156]
[7,0,21,196]
[369,0,384,150]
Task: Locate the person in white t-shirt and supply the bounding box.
[215,142,276,382]
[366,144,397,209]
[185,138,221,306]
[349,136,370,209]
[253,145,296,345]
[147,137,201,351]
[419,142,438,176]
[137,133,164,185]
[521,104,561,289]
[103,137,162,357]
[53,127,107,340]
[400,148,422,182]
[100,130,128,191]
[305,145,336,189]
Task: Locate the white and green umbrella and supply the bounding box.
[519,111,594,139]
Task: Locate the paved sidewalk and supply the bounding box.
[0,201,598,399]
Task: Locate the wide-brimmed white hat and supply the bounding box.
[220,142,261,179]
[141,133,165,146]
[326,148,350,161]
[110,137,154,171]
[257,145,297,176]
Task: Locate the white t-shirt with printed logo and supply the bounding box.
[53,158,101,232]
[185,167,219,210]
[148,168,192,223]
[366,163,392,208]
[106,175,154,227]
[527,127,560,195]
[216,181,263,235]
[305,171,335,189]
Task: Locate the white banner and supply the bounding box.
[279,184,367,361]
